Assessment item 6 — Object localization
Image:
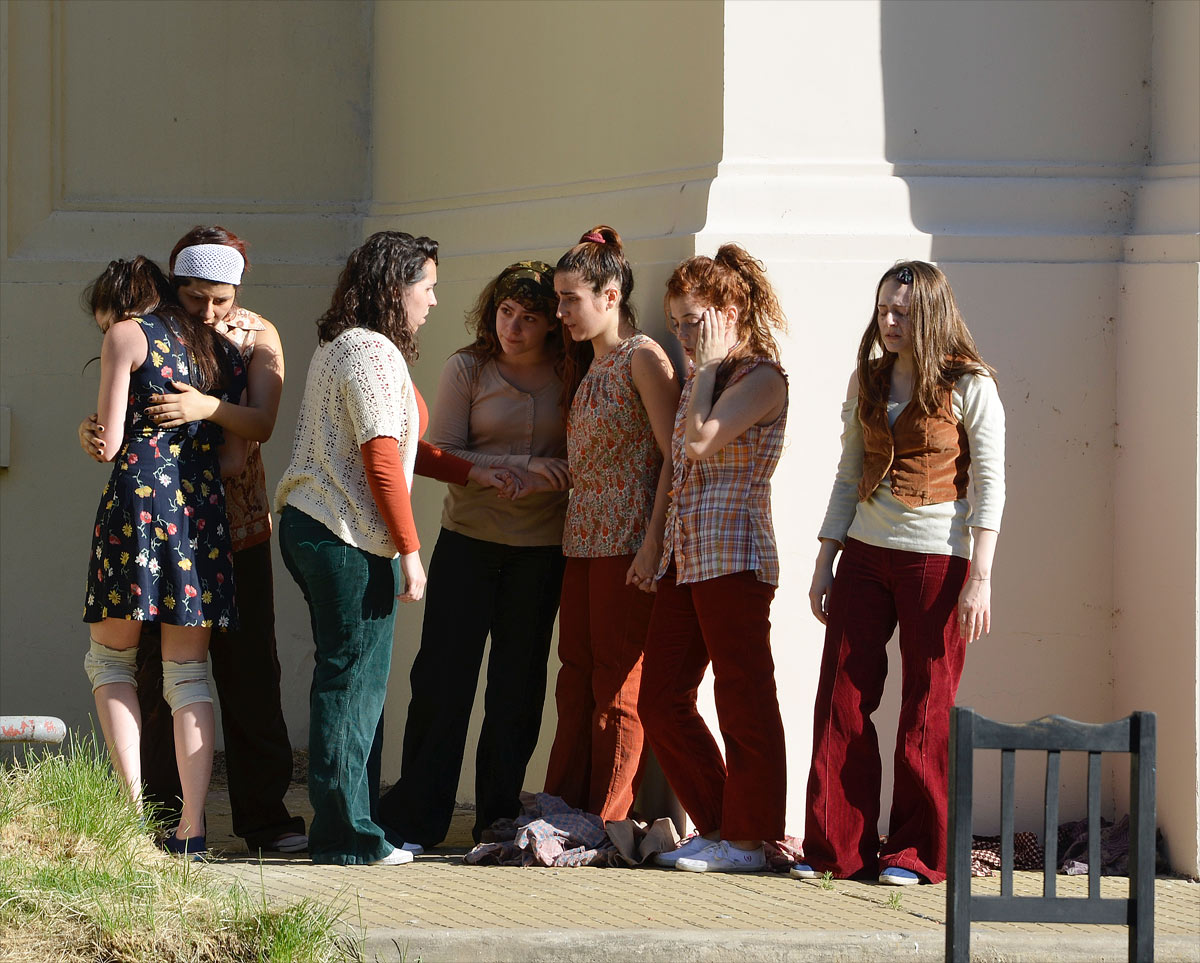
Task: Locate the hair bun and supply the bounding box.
[579,225,623,252]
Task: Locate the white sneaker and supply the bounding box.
[675,840,766,873]
[369,847,414,866]
[654,834,714,867]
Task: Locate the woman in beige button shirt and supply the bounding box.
[377,261,579,850]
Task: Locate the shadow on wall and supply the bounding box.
[876,1,1149,836]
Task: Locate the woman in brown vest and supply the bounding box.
[794,261,1005,886]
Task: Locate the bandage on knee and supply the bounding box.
[83,638,138,692]
[161,660,212,713]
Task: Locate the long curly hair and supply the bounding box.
[317,232,439,362]
[856,260,994,415]
[665,244,786,360]
[456,260,584,410]
[664,243,787,394]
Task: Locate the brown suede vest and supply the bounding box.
[857,365,970,507]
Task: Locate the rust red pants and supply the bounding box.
[803,538,968,883]
[639,568,786,842]
[543,555,652,820]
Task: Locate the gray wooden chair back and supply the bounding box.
[946,707,1155,963]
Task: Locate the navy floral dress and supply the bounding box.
[83,313,246,629]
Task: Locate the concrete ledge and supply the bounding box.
[363,927,1200,963]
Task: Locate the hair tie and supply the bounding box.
[173,244,245,286]
[582,231,606,245]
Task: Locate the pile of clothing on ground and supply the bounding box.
[969,815,1168,877]
[465,793,802,870]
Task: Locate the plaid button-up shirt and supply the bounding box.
[658,358,787,586]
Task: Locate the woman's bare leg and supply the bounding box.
[89,619,145,811]
[161,625,214,840]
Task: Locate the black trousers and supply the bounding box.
[136,539,305,848]
[377,528,565,847]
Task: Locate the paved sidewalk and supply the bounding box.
[204,787,1199,962]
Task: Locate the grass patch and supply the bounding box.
[1,732,356,962]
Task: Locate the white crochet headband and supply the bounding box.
[173,244,245,286]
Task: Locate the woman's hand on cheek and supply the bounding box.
[693,307,736,369]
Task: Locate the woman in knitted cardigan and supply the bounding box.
[274,232,507,866]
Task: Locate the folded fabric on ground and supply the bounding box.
[465,793,801,870]
[1057,814,1168,876]
[970,832,1043,877]
[465,793,624,867]
[766,836,805,872]
[966,815,1167,877]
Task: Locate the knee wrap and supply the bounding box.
[161,660,212,713]
[83,639,138,692]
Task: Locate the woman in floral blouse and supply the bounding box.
[542,225,679,821]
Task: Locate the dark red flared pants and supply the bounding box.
[803,538,968,883]
[543,555,653,820]
[639,568,786,842]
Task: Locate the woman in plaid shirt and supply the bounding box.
[640,244,789,874]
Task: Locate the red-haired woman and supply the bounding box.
[542,226,680,821]
[793,261,1005,885]
[80,226,307,854]
[639,245,789,873]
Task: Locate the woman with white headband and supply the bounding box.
[79,225,308,855]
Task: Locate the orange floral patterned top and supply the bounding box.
[563,334,662,558]
[213,307,272,552]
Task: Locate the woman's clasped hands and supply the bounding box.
[470,456,571,502]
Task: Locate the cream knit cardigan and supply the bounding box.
[274,328,419,558]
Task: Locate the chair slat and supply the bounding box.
[970,895,1129,925]
[1088,751,1101,897]
[1043,750,1060,897]
[1001,748,1015,898]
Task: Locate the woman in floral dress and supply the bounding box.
[542,226,679,821]
[82,256,246,856]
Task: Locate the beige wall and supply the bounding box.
[366,0,724,794]
[703,0,1198,872]
[0,0,371,752]
[2,0,1197,874]
[1112,0,1200,877]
